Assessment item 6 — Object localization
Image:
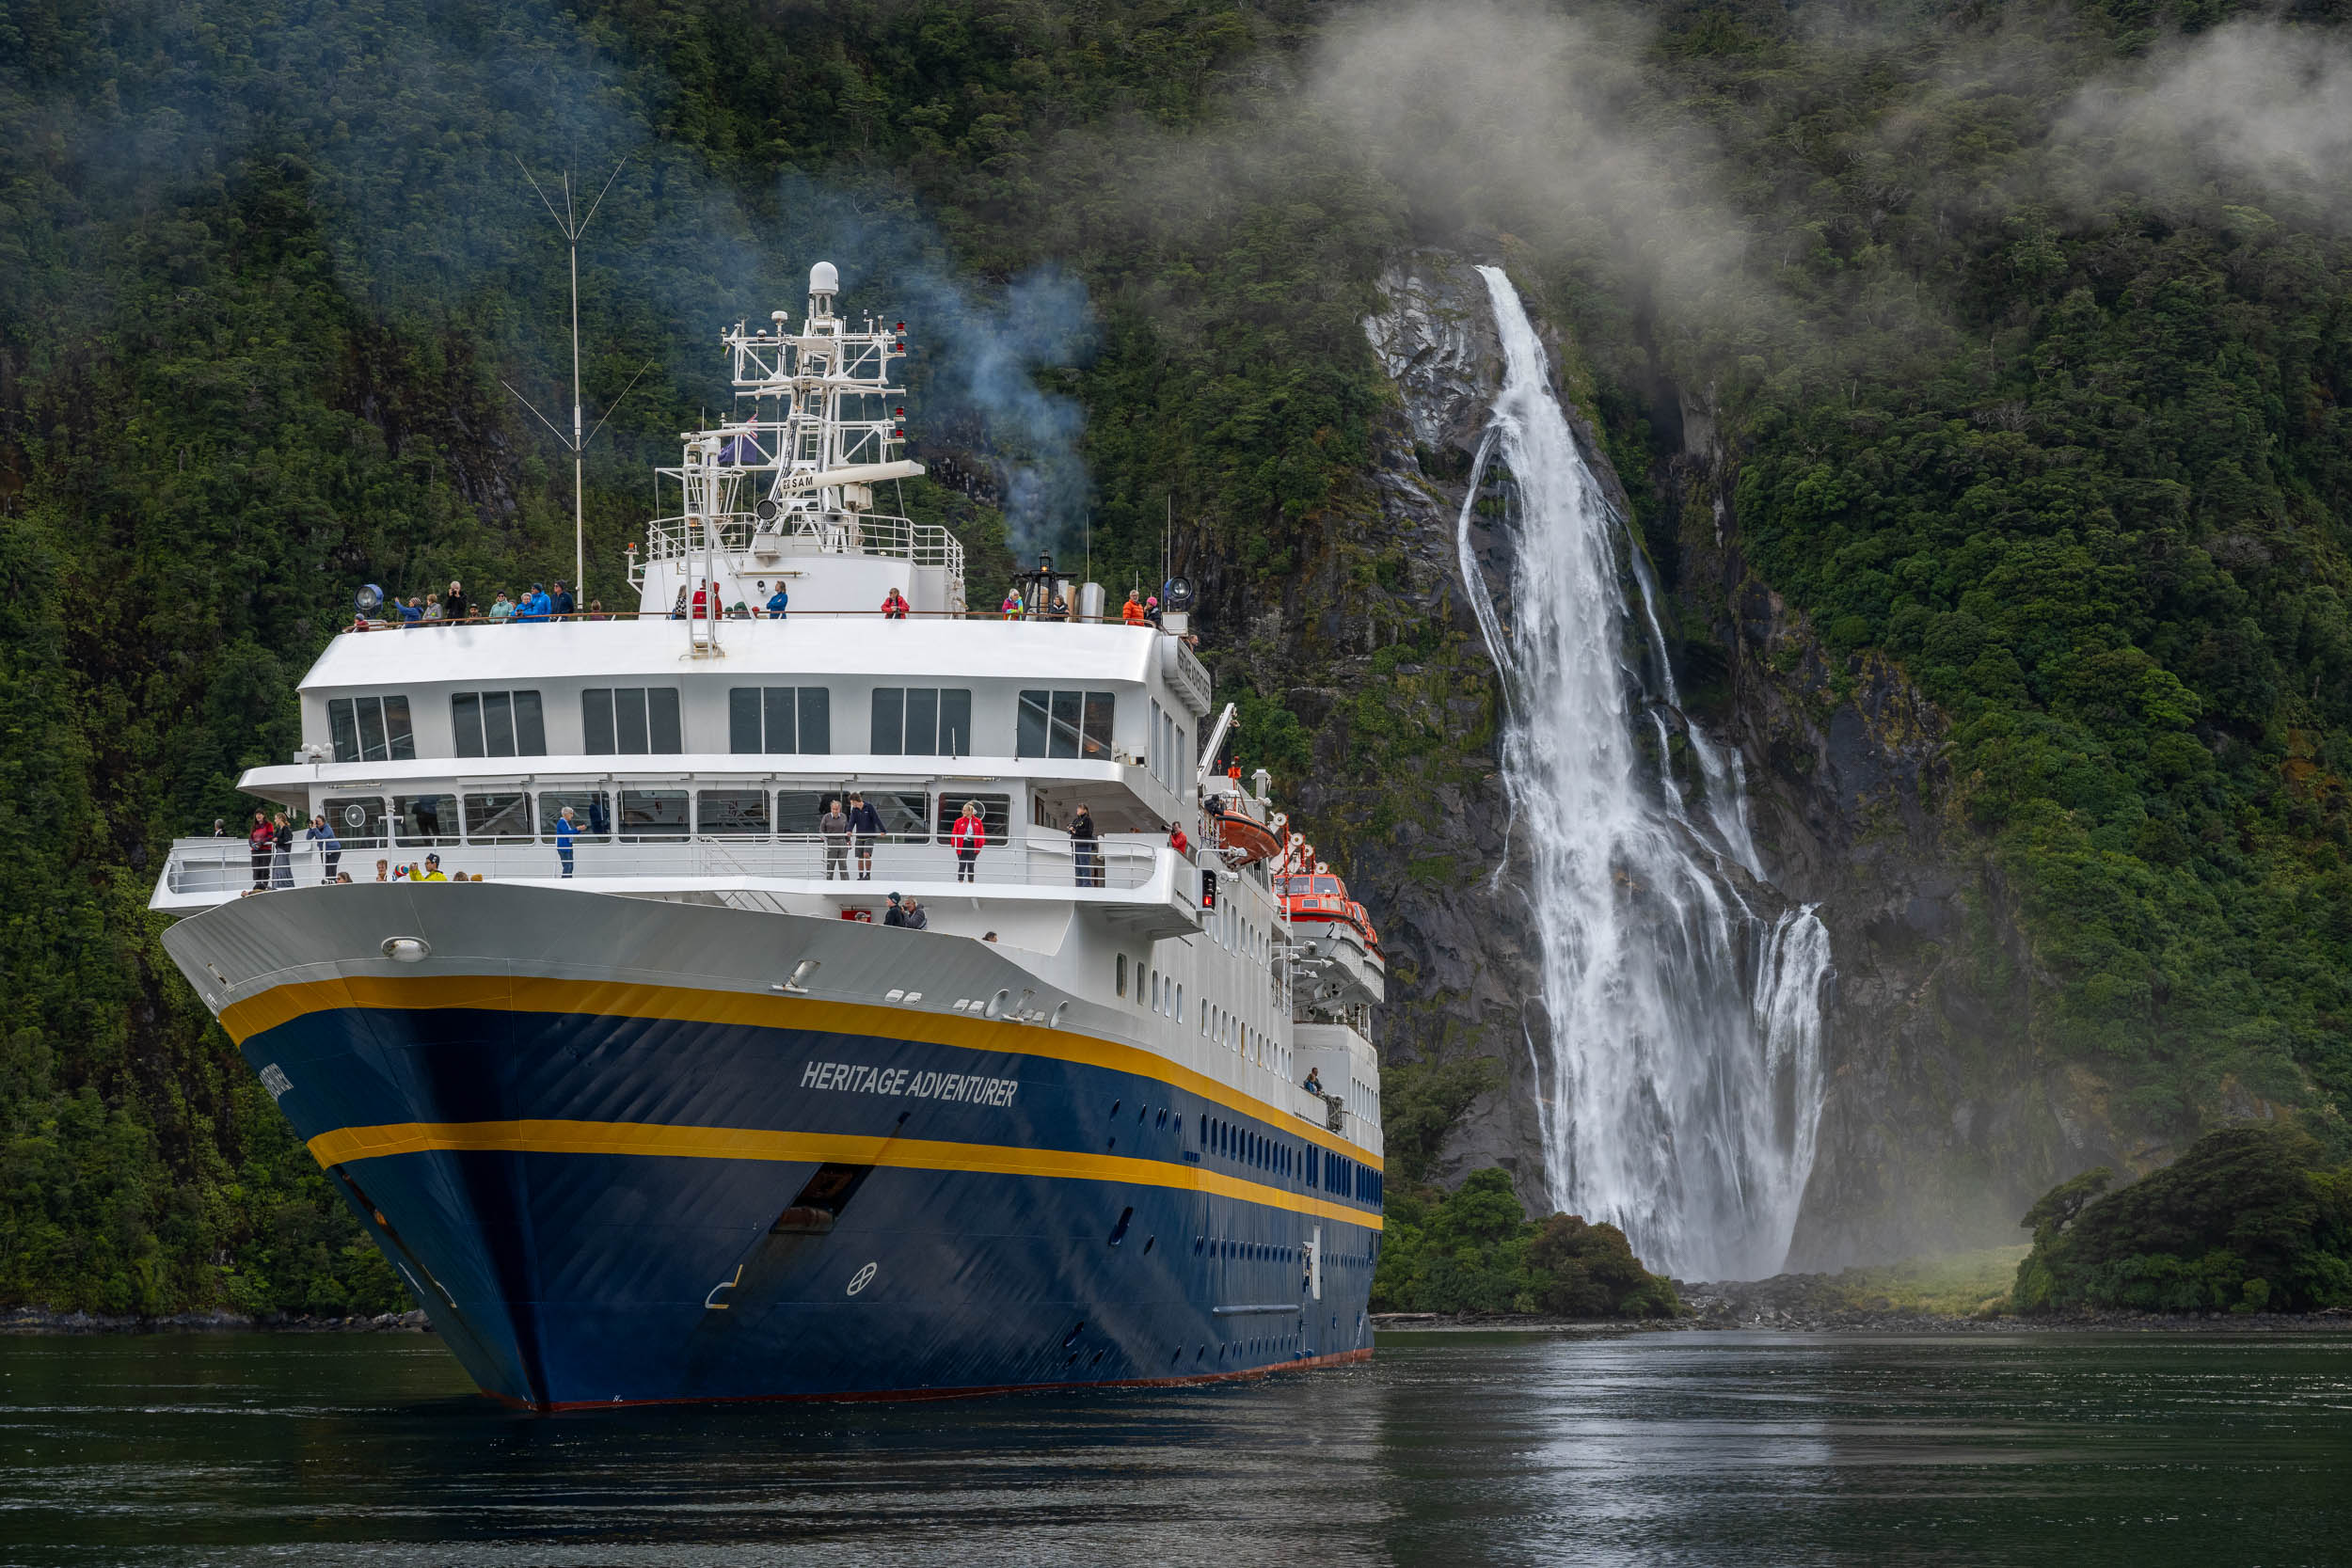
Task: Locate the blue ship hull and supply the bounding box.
[225,973,1382,1409]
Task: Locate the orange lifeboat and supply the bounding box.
[1274,835,1380,954]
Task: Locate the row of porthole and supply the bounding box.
[1168,1335,1302,1367]
[1195,1238,1298,1264]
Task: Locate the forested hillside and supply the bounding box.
[5,0,2350,1310]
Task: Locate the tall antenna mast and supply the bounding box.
[506,153,633,606]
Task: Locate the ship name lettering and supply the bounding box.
[801,1058,1017,1107]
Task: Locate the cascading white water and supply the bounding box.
[1458,265,1832,1281]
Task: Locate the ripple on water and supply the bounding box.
[1,1331,2349,1567]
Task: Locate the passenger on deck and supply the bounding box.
[1120,591,1147,626]
[820,798,851,880]
[1000,588,1024,620]
[489,591,516,622]
[1167,820,1189,858]
[1144,595,1162,628]
[247,812,273,891]
[1071,802,1102,889]
[901,896,929,930]
[307,814,342,883]
[671,585,689,620]
[422,594,443,623]
[399,595,425,626]
[848,793,883,881]
[952,800,987,883]
[587,600,607,620]
[555,806,578,879]
[421,854,448,881]
[1304,1068,1324,1095]
[1044,589,1070,622]
[766,582,791,619]
[552,581,574,618]
[374,860,389,882]
[881,587,910,619]
[271,813,294,889]
[444,581,468,621]
[883,891,908,927]
[691,579,710,619]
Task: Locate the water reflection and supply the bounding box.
[1,1331,2346,1565]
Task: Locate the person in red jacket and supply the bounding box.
[880,587,911,619]
[951,800,988,883]
[1167,820,1190,858]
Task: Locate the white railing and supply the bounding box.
[638,512,961,573]
[164,834,1158,896]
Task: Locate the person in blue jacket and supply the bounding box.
[555,805,578,878]
[765,581,790,619]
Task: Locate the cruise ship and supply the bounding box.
[150,263,1387,1409]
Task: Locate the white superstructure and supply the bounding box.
[154,263,1384,1157]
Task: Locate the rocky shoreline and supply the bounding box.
[1,1307,433,1335]
[1372,1301,2352,1335]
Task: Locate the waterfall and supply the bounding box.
[1458,265,1832,1282]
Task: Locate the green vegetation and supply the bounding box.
[2011,1124,2352,1313]
[6,0,2352,1310]
[1372,1169,1682,1319]
[1804,1246,2028,1319]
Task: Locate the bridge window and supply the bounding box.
[583,687,682,755]
[620,788,690,839]
[873,688,972,756]
[730,687,832,754]
[1016,689,1115,761]
[697,790,771,836]
[932,794,1009,846]
[451,690,546,758]
[390,793,456,846]
[325,796,386,848]
[462,792,533,843]
[326,695,414,764]
[538,790,610,841]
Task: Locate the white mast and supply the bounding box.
[507,155,636,609]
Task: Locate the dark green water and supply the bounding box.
[1,1330,2346,1565]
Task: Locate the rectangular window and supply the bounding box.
[731,687,831,753]
[324,796,387,848]
[698,789,771,836]
[867,791,930,839]
[934,793,1010,845]
[584,689,682,755]
[870,687,903,755]
[1017,690,1117,761]
[777,790,830,837]
[391,793,457,846]
[872,689,973,756]
[463,792,533,843]
[620,788,690,839]
[538,790,611,842]
[326,695,416,764]
[452,691,546,758]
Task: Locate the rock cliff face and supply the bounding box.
[1334,250,2148,1273]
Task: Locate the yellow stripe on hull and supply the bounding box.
[308,1118,1383,1229]
[229,972,1380,1170]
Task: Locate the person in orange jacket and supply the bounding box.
[1120,590,1148,626]
[951,800,988,883]
[1167,820,1190,858]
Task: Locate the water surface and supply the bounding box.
[2,1329,2345,1565]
